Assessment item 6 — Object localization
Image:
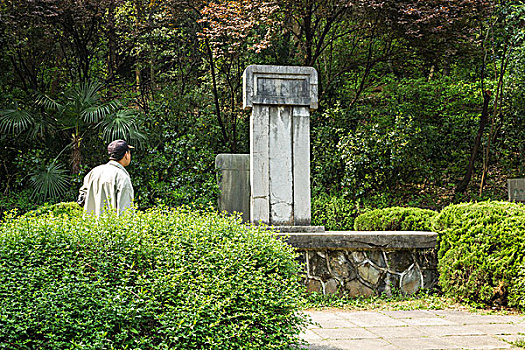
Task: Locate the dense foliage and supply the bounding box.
[0,207,308,349]
[23,201,83,218]
[353,207,437,231]
[434,201,525,309]
[1,0,524,215]
[311,193,356,231]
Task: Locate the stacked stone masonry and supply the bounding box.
[279,231,439,297]
[298,248,437,296]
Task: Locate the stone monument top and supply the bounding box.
[243,65,318,110]
[243,64,319,228]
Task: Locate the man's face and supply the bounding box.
[122,150,131,166]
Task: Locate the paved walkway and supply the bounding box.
[300,309,525,350]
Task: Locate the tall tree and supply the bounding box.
[197,0,279,152]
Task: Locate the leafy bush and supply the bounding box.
[338,117,427,197]
[23,202,82,218]
[510,263,525,310]
[0,208,308,349]
[434,201,525,308]
[311,193,356,231]
[132,134,219,209]
[0,188,38,219]
[354,206,437,231]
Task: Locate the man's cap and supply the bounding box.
[108,139,134,160]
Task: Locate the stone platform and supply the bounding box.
[278,231,438,296]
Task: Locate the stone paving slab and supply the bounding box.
[381,310,438,319]
[366,325,428,339]
[386,336,463,349]
[441,335,513,349]
[402,317,458,326]
[301,309,525,350]
[312,327,378,340]
[415,325,486,337]
[324,338,398,350]
[433,311,525,325]
[473,324,525,335]
[334,311,409,327]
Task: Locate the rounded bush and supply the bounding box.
[0,208,308,349]
[434,201,525,308]
[353,207,436,231]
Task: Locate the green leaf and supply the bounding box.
[29,161,70,202]
[0,104,35,134]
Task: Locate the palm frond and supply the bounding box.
[27,113,52,139]
[29,161,70,202]
[75,81,103,106]
[36,93,62,111]
[100,109,147,146]
[81,100,121,124]
[0,106,36,134]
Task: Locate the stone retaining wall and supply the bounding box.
[278,231,438,297]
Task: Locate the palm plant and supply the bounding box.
[0,101,49,138]
[38,82,145,174]
[0,82,146,201]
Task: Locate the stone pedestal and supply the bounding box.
[278,231,439,296]
[215,154,250,222]
[243,65,318,226]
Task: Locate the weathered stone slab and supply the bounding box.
[244,65,319,227]
[250,105,270,224]
[293,106,311,225]
[269,106,293,225]
[508,178,525,202]
[400,264,422,294]
[279,231,438,249]
[215,154,250,222]
[243,65,318,109]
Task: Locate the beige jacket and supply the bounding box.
[79,161,134,217]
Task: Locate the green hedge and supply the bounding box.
[434,201,525,308]
[353,206,437,231]
[0,207,308,349]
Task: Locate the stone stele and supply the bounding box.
[508,178,525,202]
[215,154,250,222]
[243,65,318,226]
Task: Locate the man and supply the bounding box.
[78,140,135,217]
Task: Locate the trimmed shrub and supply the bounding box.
[311,193,356,231]
[23,201,83,218]
[354,207,437,231]
[434,201,525,308]
[0,208,308,349]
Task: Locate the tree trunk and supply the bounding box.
[71,133,82,175]
[479,44,511,195]
[205,40,229,149]
[455,90,491,194]
[107,3,117,89]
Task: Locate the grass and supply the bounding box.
[513,336,525,348]
[301,289,525,315]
